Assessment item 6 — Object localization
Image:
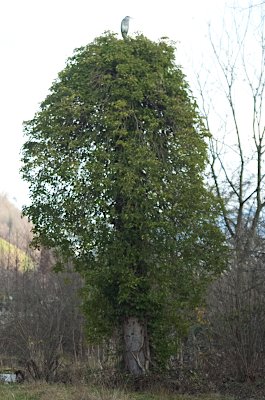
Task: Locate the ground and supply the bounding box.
[0,383,234,400]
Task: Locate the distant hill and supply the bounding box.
[0,194,37,269]
[0,237,34,271]
[0,194,32,252]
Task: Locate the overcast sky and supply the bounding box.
[0,0,257,208]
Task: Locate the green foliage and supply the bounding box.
[21,33,227,365]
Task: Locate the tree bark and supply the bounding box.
[123,317,150,376]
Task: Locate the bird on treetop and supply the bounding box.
[121,16,131,40]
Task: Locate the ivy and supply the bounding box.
[22,33,227,367]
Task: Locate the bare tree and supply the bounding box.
[0,268,86,382]
[198,3,265,256]
[195,1,265,381]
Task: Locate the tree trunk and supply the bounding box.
[123,317,150,376]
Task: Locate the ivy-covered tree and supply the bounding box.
[21,33,226,376]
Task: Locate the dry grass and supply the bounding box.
[0,383,235,400]
[0,383,130,400]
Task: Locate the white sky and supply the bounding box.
[0,0,257,208]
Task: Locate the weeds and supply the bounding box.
[0,383,233,400]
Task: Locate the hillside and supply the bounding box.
[0,194,32,249]
[0,237,34,271]
[0,194,36,269]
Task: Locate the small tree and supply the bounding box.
[21,34,226,375]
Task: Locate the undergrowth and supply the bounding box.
[0,383,234,400]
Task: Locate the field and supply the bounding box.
[0,383,234,400]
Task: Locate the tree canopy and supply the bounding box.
[21,33,226,372]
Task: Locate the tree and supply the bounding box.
[197,2,265,256]
[21,33,226,376]
[195,2,265,381]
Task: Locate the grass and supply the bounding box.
[0,383,234,400]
